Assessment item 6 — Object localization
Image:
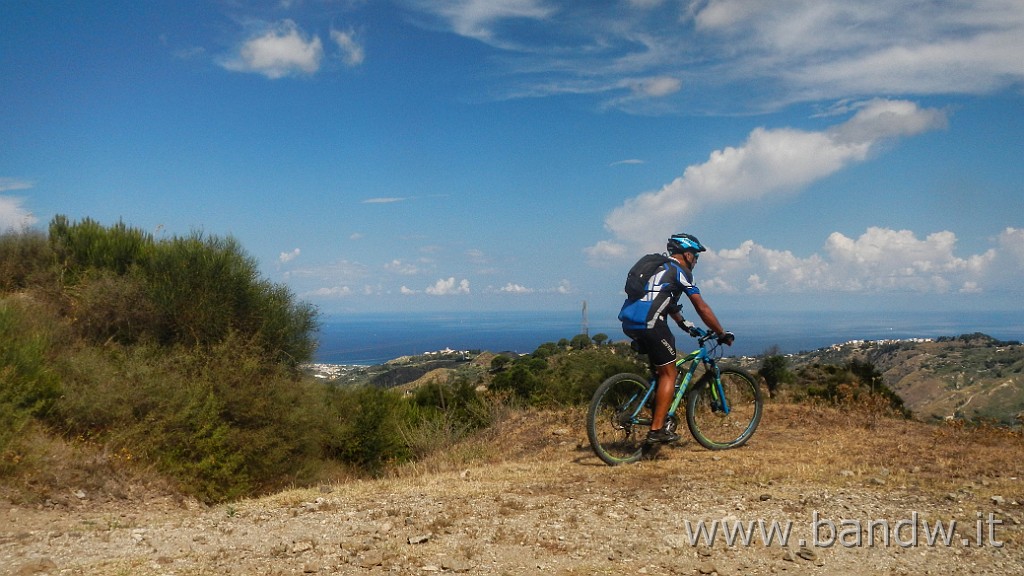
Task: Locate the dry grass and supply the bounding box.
[390,400,1024,503]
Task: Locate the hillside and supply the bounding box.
[782,334,1024,425]
[310,334,1024,426]
[3,404,1022,575]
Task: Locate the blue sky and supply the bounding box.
[2,0,1023,323]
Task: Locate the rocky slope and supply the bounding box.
[788,334,1024,425]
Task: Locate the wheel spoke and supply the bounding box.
[587,374,652,465]
[686,368,762,450]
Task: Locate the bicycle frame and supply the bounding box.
[634,328,730,424]
[588,327,762,463]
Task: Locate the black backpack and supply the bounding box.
[623,254,671,299]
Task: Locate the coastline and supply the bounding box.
[313,309,1024,366]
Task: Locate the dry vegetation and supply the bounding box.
[3,402,1022,575]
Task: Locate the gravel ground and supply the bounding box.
[3,405,1022,575]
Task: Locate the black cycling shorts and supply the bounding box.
[624,321,677,367]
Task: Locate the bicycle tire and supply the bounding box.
[586,373,654,465]
[685,366,762,450]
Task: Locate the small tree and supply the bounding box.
[758,347,793,398]
[570,334,592,350]
[592,333,609,346]
[490,354,512,372]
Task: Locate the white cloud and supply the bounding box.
[400,286,418,295]
[629,75,681,98]
[284,259,367,284]
[330,28,365,67]
[0,178,33,193]
[590,99,947,255]
[584,240,629,264]
[692,2,1024,104]
[425,0,555,43]
[279,248,300,263]
[409,1,1024,112]
[425,277,471,295]
[222,20,323,79]
[0,195,37,231]
[362,197,408,204]
[996,227,1024,265]
[306,286,353,298]
[500,282,533,294]
[385,259,420,275]
[699,227,1004,295]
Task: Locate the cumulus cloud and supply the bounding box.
[222,20,323,78]
[583,240,629,263]
[279,248,300,263]
[425,277,471,295]
[0,195,37,231]
[500,282,533,294]
[589,99,947,257]
[700,227,1002,295]
[996,227,1024,265]
[307,286,353,298]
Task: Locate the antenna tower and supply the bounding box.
[581,300,589,337]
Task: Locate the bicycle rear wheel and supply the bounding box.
[685,367,762,450]
[586,373,653,465]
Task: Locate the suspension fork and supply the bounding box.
[706,361,730,414]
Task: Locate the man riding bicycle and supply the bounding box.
[618,233,734,444]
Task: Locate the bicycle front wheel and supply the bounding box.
[586,373,653,465]
[685,367,762,450]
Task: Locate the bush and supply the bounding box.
[326,385,413,474]
[0,298,64,471]
[488,345,644,406]
[70,269,159,345]
[0,229,56,294]
[758,348,794,398]
[53,336,332,502]
[47,216,318,365]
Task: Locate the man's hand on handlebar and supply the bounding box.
[718,331,735,346]
[676,319,700,337]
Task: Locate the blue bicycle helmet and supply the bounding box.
[667,233,706,255]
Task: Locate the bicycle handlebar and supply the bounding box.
[678,320,731,347]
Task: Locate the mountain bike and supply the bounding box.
[586,323,763,465]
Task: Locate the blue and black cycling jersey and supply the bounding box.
[618,258,699,330]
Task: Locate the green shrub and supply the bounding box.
[0,300,62,418]
[488,345,643,406]
[47,216,317,365]
[0,299,64,469]
[326,385,413,474]
[0,229,56,294]
[49,215,153,281]
[70,269,159,345]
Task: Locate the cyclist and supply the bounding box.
[618,233,734,443]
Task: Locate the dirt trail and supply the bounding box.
[3,405,1022,575]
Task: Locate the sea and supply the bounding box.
[314,309,1024,365]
